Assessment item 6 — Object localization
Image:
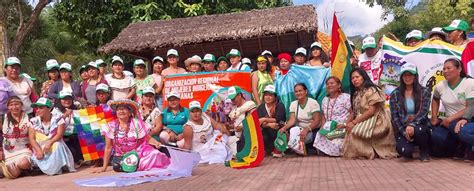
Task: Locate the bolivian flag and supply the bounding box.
[330,13,353,93]
[226,110,264,169]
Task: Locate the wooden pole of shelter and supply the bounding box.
[277,35,282,53]
[238,40,244,56]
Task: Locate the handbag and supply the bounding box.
[115,120,140,173]
[326,129,346,140]
[319,121,345,140]
[351,115,377,139]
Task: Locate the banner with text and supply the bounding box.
[163,71,252,109]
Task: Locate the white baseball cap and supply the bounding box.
[263,84,276,94]
[152,56,164,63]
[46,59,59,70]
[96,83,110,93]
[310,42,322,50]
[142,86,155,95]
[95,59,105,66]
[167,49,179,57]
[261,50,273,56]
[405,30,424,41]
[295,47,307,56]
[112,55,123,64]
[362,36,377,50]
[189,101,202,110]
[59,63,72,72]
[133,59,146,67]
[166,92,180,100]
[242,58,251,65]
[58,90,73,99]
[400,63,417,75]
[5,57,21,67]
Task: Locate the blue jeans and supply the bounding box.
[430,120,464,157]
[396,124,430,158]
[459,122,474,146]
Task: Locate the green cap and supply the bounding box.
[443,19,469,32]
[217,56,229,64]
[20,73,36,81]
[133,59,146,67]
[5,57,21,67]
[274,131,288,153]
[226,49,241,58]
[202,54,216,62]
[227,86,242,100]
[59,63,72,72]
[405,30,424,41]
[31,97,53,108]
[46,59,60,71]
[121,151,139,172]
[58,90,73,99]
[361,36,377,50]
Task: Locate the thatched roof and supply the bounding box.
[98,5,317,54]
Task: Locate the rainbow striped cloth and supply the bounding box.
[73,106,116,161]
[226,110,264,169]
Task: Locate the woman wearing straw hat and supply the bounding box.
[29,98,76,175]
[94,99,170,173]
[184,55,203,73]
[0,96,33,179]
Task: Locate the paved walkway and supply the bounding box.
[1,156,473,191]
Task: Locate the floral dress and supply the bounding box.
[313,93,351,156]
[30,114,76,175]
[2,113,32,166]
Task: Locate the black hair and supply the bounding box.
[6,96,23,126]
[309,46,330,63]
[444,58,470,78]
[294,83,308,91]
[349,68,382,106]
[55,97,78,113]
[47,69,59,80]
[398,71,423,114]
[252,56,272,73]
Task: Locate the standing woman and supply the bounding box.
[313,77,351,157]
[152,92,189,145]
[256,85,286,157]
[133,59,155,104]
[94,100,170,173]
[79,65,89,85]
[343,68,397,159]
[28,98,76,175]
[276,53,292,76]
[52,91,83,165]
[431,58,474,158]
[216,56,230,71]
[48,63,81,103]
[251,56,273,105]
[279,83,321,155]
[105,56,136,101]
[0,96,32,179]
[81,62,107,105]
[161,49,186,77]
[389,64,431,161]
[151,56,165,110]
[443,19,470,48]
[41,59,60,97]
[3,57,37,118]
[308,42,330,68]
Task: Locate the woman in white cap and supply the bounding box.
[81,61,108,105]
[3,57,37,118]
[251,55,273,105]
[0,96,33,179]
[151,56,165,110]
[94,99,169,173]
[79,65,89,85]
[389,64,431,161]
[95,83,111,108]
[105,56,136,101]
[52,90,83,165]
[177,101,230,163]
[313,77,351,157]
[29,98,76,175]
[139,86,161,130]
[162,49,186,77]
[256,85,286,157]
[133,59,156,104]
[405,30,424,47]
[40,59,60,98]
[48,63,81,103]
[426,27,447,42]
[153,92,189,146]
[293,47,307,65]
[308,42,330,67]
[184,55,203,73]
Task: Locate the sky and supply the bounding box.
[294,0,396,37]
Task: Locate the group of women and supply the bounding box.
[1,18,473,178]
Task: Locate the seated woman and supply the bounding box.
[94,99,170,173]
[313,77,351,157]
[28,98,76,175]
[153,92,189,146]
[139,86,161,130]
[0,96,33,179]
[390,64,431,161]
[343,68,397,159]
[52,91,83,165]
[431,58,474,159]
[256,85,286,157]
[178,101,230,163]
[280,83,321,155]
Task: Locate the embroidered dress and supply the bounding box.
[2,113,32,166]
[313,93,351,156]
[105,118,170,171]
[140,106,161,130]
[342,87,397,159]
[30,114,76,175]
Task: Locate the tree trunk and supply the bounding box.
[9,0,49,56]
[0,20,7,72]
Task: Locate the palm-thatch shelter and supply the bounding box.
[98,5,318,64]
